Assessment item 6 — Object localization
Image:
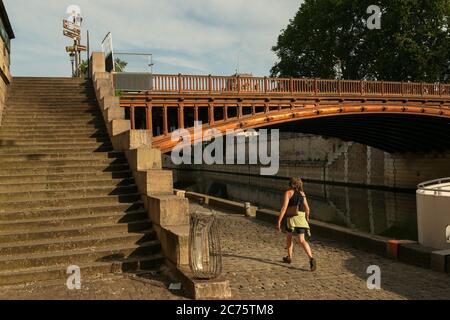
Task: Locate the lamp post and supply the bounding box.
[69,52,75,77]
[64,5,86,78]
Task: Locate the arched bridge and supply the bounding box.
[119,74,450,153]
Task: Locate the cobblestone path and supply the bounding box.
[1,203,449,300]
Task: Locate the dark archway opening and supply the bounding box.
[265,114,450,153]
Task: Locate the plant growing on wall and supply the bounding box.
[78,60,88,78]
[114,58,128,72]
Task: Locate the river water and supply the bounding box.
[173,169,418,241]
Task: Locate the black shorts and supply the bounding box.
[286,226,308,235]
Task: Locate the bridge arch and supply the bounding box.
[119,74,450,153]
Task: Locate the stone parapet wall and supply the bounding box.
[0,36,11,126]
[89,52,231,299]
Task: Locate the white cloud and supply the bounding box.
[4,0,302,76]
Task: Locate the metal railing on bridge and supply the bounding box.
[118,73,450,98]
[117,73,450,147]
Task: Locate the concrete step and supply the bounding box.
[10,83,91,87]
[0,185,138,202]
[8,89,95,94]
[8,93,94,98]
[0,143,112,153]
[9,85,94,89]
[5,112,101,117]
[0,193,141,213]
[0,141,111,150]
[8,92,94,96]
[0,123,105,129]
[0,132,109,139]
[10,85,92,89]
[0,77,161,287]
[6,102,98,107]
[0,122,106,129]
[0,138,110,147]
[7,99,98,105]
[0,220,150,244]
[4,109,100,115]
[0,128,107,135]
[2,119,103,126]
[7,102,100,114]
[0,130,107,137]
[0,163,130,176]
[0,177,135,193]
[0,240,160,271]
[9,85,92,90]
[0,152,123,163]
[5,108,101,115]
[9,85,92,89]
[3,115,101,122]
[6,104,99,109]
[13,76,89,81]
[2,117,104,127]
[8,89,94,94]
[0,170,132,186]
[0,137,110,146]
[0,202,144,222]
[10,84,91,88]
[0,230,156,256]
[8,94,96,98]
[9,88,93,93]
[0,254,163,286]
[8,91,94,96]
[11,81,92,84]
[7,96,97,101]
[0,211,150,236]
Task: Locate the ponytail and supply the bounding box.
[289,177,304,194]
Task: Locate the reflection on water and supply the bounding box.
[174,171,418,241]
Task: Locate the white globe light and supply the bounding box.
[66,5,81,17]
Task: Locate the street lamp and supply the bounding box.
[64,5,85,77]
[69,53,75,77]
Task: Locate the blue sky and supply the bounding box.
[4,0,302,77]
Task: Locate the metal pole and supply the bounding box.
[74,39,78,77]
[71,56,75,77]
[87,30,90,78]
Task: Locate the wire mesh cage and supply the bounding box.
[189,210,222,280]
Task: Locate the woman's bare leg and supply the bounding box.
[299,234,313,259]
[286,234,294,258]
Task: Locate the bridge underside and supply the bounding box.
[270,114,450,153]
[120,86,450,154]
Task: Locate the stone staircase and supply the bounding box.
[0,77,163,286]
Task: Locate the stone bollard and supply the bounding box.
[176,190,186,198]
[245,202,252,217]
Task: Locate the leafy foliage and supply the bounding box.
[114,58,128,72]
[78,60,88,77]
[271,0,450,82]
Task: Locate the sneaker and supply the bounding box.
[310,258,317,271]
[282,256,292,264]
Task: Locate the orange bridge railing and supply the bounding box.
[134,74,450,97]
[118,74,450,142]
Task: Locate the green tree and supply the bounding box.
[76,59,128,76]
[78,60,88,77]
[271,0,450,82]
[114,58,128,72]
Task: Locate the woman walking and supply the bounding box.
[277,177,317,271]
